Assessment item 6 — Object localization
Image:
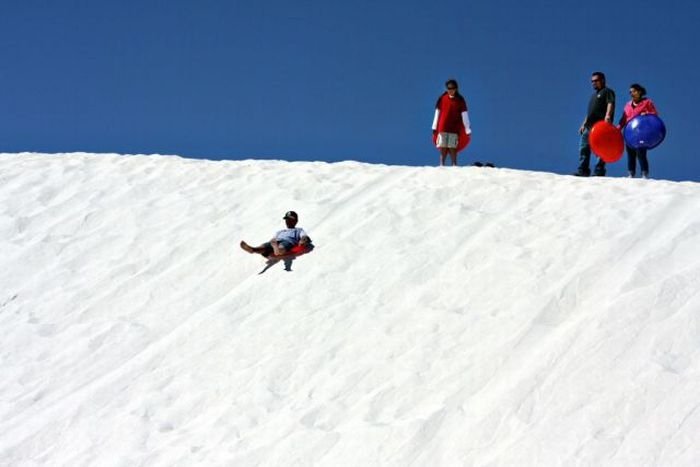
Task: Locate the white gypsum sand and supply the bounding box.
[1,153,699,466]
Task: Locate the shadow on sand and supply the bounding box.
[258,257,295,274]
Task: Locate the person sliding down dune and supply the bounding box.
[240,211,313,258]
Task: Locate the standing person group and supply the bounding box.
[431,79,471,166]
[572,72,661,178]
[433,73,661,178]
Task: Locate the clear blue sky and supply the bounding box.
[1,0,699,181]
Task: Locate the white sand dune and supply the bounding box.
[1,153,699,466]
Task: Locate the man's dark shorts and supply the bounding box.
[261,240,294,257]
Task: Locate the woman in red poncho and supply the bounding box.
[431,79,472,166]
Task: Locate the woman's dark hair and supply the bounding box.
[445,79,459,89]
[630,83,647,97]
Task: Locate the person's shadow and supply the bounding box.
[258,257,296,274]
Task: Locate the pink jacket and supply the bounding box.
[619,98,659,127]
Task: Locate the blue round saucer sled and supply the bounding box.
[623,114,666,149]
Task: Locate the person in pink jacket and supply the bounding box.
[618,83,659,178]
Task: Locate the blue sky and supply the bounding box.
[1,0,699,181]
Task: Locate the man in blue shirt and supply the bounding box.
[241,211,312,257]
